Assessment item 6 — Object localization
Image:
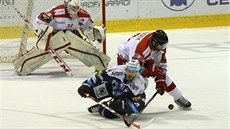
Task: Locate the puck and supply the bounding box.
[168,104,174,110]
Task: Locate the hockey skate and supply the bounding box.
[174,96,191,109]
[88,104,101,113]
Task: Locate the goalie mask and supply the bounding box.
[125,60,140,81]
[64,0,81,19]
[150,30,168,51]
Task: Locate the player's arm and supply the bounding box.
[33,12,53,33]
[79,15,105,47]
[32,4,59,32]
[130,42,147,65]
[72,25,105,51]
[158,48,167,69]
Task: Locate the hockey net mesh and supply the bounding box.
[0,0,104,63]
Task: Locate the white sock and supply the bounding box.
[168,87,182,101]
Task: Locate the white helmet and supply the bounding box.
[64,0,81,19]
[125,60,141,72]
[125,60,140,81]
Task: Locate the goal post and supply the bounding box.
[19,0,33,56]
[0,0,106,63]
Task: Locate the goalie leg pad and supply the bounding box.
[13,31,71,76]
[36,24,53,51]
[65,30,111,71]
[13,48,52,76]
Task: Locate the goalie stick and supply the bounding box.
[124,91,158,127]
[5,0,95,77]
[85,93,141,129]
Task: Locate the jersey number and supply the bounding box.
[66,24,73,28]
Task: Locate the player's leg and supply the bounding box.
[165,74,192,109]
[65,30,110,71]
[97,93,146,119]
[13,48,51,75]
[13,30,70,76]
[13,24,54,70]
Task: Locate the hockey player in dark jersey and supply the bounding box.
[78,60,148,118]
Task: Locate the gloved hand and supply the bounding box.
[155,77,167,95]
[154,66,166,77]
[144,66,166,78]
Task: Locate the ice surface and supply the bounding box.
[0,26,229,129]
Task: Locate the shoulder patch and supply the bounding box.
[38,12,52,23]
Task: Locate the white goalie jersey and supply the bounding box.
[33,4,94,32]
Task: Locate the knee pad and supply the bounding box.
[98,108,118,119]
[109,99,126,114]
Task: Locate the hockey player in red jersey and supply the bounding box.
[117,30,191,109]
[13,0,110,76]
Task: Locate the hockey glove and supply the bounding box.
[142,66,166,78]
[151,66,166,78]
[108,99,126,116]
[155,77,167,95]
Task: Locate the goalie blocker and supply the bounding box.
[13,24,111,76]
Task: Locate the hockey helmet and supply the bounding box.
[125,60,140,81]
[64,0,81,19]
[125,60,141,72]
[150,30,168,50]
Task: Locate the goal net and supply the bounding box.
[0,0,105,63]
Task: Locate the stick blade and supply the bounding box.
[124,119,132,127]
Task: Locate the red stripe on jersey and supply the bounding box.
[54,14,70,18]
[133,53,145,64]
[160,48,167,63]
[133,33,153,64]
[46,4,66,18]
[77,9,91,18]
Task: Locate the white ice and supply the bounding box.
[0,26,229,129]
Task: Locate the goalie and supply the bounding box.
[13,0,110,76]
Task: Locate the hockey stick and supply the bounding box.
[5,0,95,77]
[124,91,158,127]
[85,93,141,129]
[18,0,33,56]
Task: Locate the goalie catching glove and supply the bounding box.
[74,25,106,51]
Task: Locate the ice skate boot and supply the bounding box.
[174,96,191,109]
[88,104,101,113]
